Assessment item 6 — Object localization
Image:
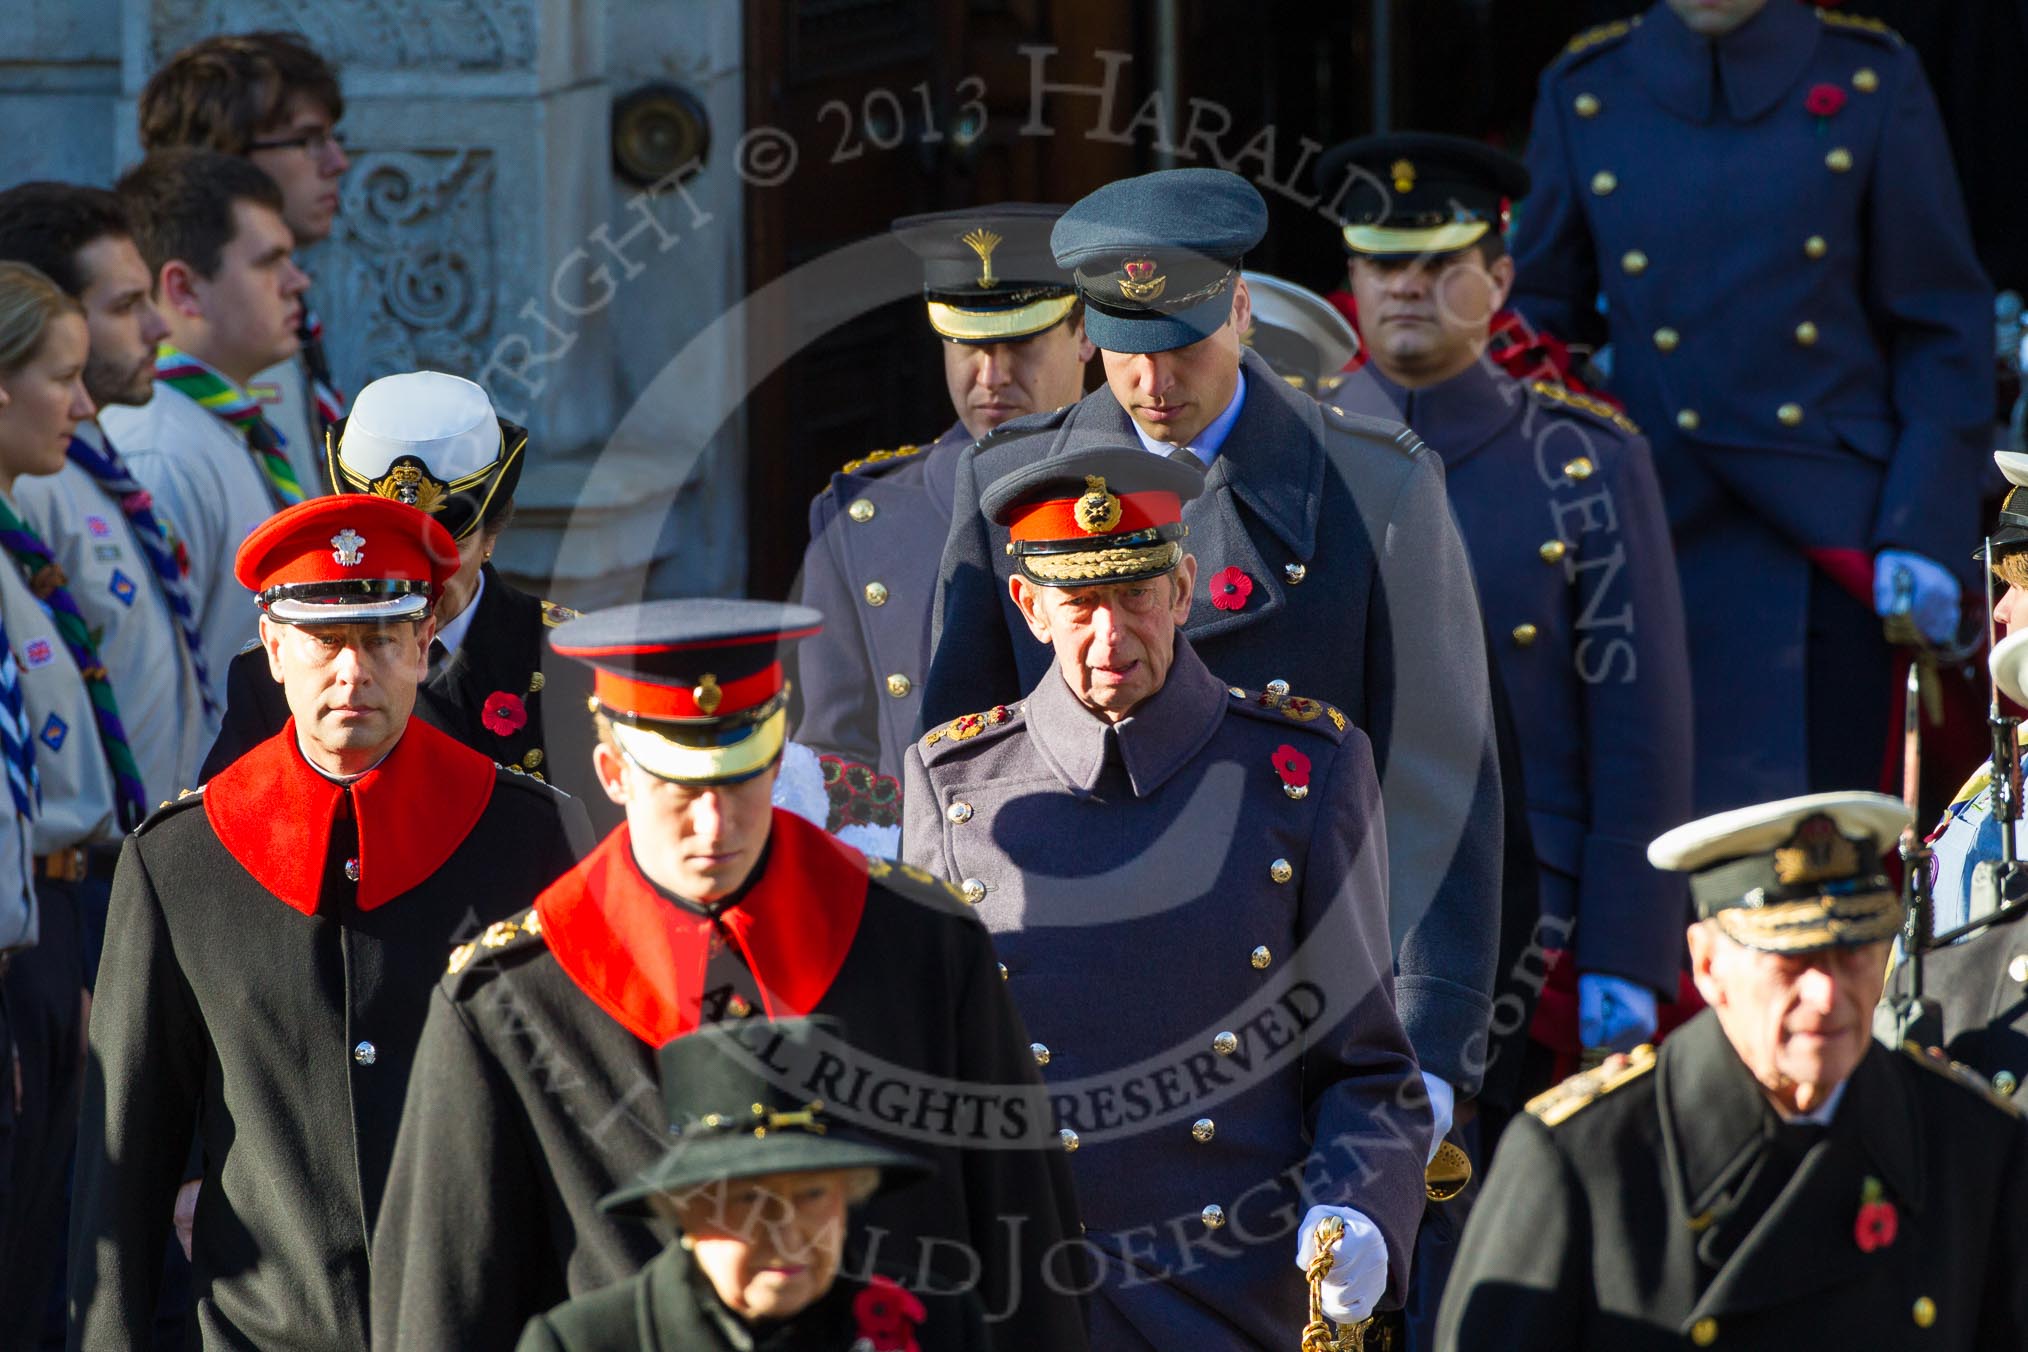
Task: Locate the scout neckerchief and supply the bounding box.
[154,344,306,507]
[299,308,346,437]
[0,497,145,828]
[0,632,36,818]
[67,430,217,719]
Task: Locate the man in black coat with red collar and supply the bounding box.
[370,601,1087,1352]
[68,495,588,1351]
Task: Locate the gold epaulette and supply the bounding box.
[922,702,1020,748]
[1901,1041,2021,1116]
[1526,1043,1656,1127]
[540,600,579,628]
[840,442,930,476]
[864,854,971,905]
[1817,9,1903,44]
[1563,16,1639,57]
[1530,380,1641,436]
[1232,684,1350,734]
[446,906,545,976]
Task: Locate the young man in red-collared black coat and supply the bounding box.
[369,600,1088,1352]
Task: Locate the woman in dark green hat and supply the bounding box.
[516,1017,989,1352]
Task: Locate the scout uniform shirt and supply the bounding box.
[13,448,213,797]
[0,493,118,858]
[902,638,1430,1351]
[68,721,588,1351]
[100,381,282,713]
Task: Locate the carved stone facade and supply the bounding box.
[0,0,748,606]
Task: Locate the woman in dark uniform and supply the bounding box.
[199,369,600,812]
[516,1016,987,1352]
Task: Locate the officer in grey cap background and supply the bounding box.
[920,165,1501,1177]
[796,204,1091,820]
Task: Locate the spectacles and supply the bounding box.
[249,128,346,159]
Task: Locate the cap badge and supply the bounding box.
[370,464,448,515]
[693,673,723,716]
[1391,158,1417,193]
[1075,476,1125,535]
[1120,258,1167,303]
[961,227,1002,288]
[1773,813,1861,886]
[331,529,366,567]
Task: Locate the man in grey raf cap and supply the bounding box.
[1439,791,2028,1350]
[905,445,1429,1351]
[920,167,1500,1161]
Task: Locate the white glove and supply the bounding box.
[1578,973,1658,1051]
[1420,1071,1455,1165]
[1874,548,1960,645]
[1293,1205,1388,1323]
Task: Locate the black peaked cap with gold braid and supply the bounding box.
[982,445,1205,587]
[326,370,525,542]
[892,203,1076,344]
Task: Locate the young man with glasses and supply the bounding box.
[140,30,352,496]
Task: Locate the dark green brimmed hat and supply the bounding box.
[599,1016,933,1216]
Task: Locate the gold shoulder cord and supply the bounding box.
[1301,1215,1380,1351]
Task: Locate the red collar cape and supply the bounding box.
[534,808,870,1046]
[205,718,496,915]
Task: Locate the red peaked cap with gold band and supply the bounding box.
[235,495,460,625]
[982,444,1205,587]
[549,599,823,785]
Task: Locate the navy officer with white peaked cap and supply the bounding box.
[201,370,596,812]
[69,494,589,1351]
[371,600,1088,1352]
[905,446,1429,1350]
[1439,791,2028,1350]
[797,203,1090,819]
[920,166,1504,1151]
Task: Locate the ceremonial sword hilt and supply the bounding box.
[1301,1215,1378,1352]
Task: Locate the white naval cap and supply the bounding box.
[1648,791,1910,953]
[337,371,497,480]
[327,371,526,541]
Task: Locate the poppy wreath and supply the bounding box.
[818,754,904,832]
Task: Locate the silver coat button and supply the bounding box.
[1212,1031,1239,1056]
[344,857,360,883]
[1031,1042,1051,1067]
[1201,1204,1226,1229]
[1059,1127,1080,1152]
[946,801,973,824]
[1192,1118,1216,1142]
[353,1041,377,1066]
